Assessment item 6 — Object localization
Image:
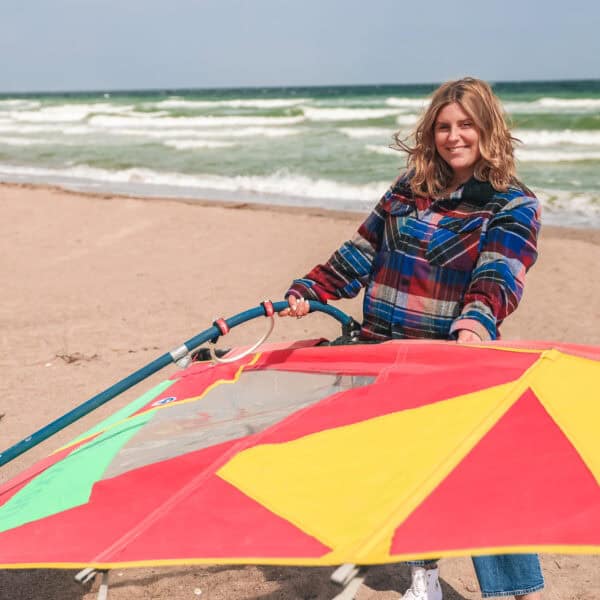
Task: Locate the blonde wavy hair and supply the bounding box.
[394,77,518,196]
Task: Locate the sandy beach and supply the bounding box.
[0,181,599,600]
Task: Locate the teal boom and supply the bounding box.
[0,301,354,468]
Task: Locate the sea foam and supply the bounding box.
[10,103,135,123]
[537,187,600,227]
[302,107,400,121]
[504,98,600,114]
[0,137,55,146]
[365,144,397,156]
[0,123,94,135]
[339,127,394,139]
[396,115,418,127]
[536,97,600,109]
[1,162,598,227]
[89,114,305,129]
[109,126,300,139]
[163,140,238,150]
[385,97,429,109]
[0,99,42,110]
[516,149,600,162]
[0,162,387,204]
[515,129,600,147]
[151,97,308,109]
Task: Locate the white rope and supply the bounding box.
[209,315,275,364]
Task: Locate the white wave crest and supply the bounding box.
[152,97,308,109]
[9,103,136,123]
[0,162,387,203]
[0,123,299,141]
[339,127,393,139]
[385,97,429,109]
[163,140,238,150]
[515,129,600,147]
[1,162,597,226]
[536,97,600,109]
[0,137,54,146]
[302,107,400,121]
[504,97,600,114]
[516,149,600,162]
[502,101,542,114]
[89,114,305,129]
[109,126,299,139]
[396,114,418,127]
[536,187,600,226]
[0,99,42,110]
[365,144,398,156]
[0,123,94,135]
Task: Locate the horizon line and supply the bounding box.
[1,77,599,97]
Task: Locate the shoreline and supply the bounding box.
[0,180,369,221]
[2,180,600,244]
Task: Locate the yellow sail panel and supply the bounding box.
[218,381,520,562]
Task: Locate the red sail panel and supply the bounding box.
[390,389,600,555]
[0,437,329,566]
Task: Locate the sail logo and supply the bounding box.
[152,396,177,407]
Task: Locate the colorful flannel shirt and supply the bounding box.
[286,175,541,341]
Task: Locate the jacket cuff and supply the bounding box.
[449,317,494,342]
[285,281,327,304]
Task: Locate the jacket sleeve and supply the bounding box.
[285,193,390,303]
[449,194,541,340]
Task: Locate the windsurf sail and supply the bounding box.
[0,309,599,568]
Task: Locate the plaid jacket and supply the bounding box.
[286,176,541,341]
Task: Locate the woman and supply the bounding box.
[280,78,544,599]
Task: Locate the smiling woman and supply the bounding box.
[279,77,544,600]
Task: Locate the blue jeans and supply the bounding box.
[408,554,544,597]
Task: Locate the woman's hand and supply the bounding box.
[278,296,310,318]
[456,329,482,343]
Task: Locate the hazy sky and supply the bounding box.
[0,0,598,92]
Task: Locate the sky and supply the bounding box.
[0,0,598,93]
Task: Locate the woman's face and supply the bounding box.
[434,102,481,182]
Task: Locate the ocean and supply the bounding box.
[0,80,599,227]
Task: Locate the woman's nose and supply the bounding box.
[447,125,460,141]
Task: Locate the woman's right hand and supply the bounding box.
[278,296,310,318]
[456,329,482,343]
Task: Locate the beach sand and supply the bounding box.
[0,182,598,600]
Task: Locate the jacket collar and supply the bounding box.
[392,175,497,206]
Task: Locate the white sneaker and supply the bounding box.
[402,566,442,600]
